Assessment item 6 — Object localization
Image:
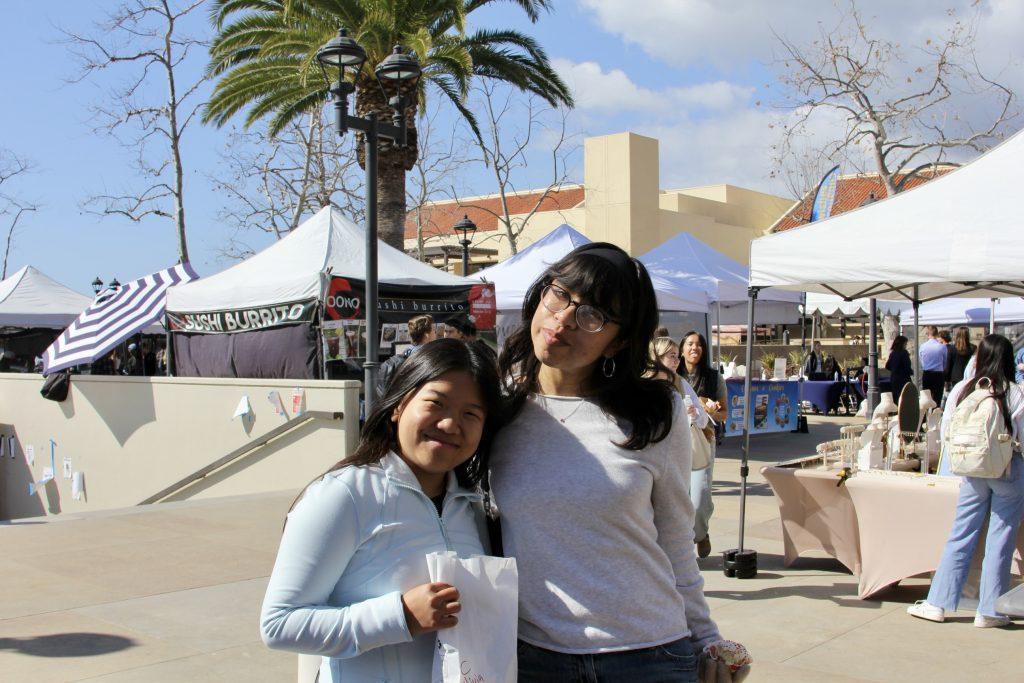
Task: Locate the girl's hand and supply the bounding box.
[401,582,461,637]
[704,399,721,413]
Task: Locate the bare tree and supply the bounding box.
[457,81,579,255]
[63,0,207,263]
[406,104,476,261]
[211,111,364,260]
[771,1,1017,198]
[0,151,39,279]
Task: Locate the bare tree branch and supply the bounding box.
[769,0,1018,201]
[209,111,365,261]
[63,0,207,263]
[0,150,40,279]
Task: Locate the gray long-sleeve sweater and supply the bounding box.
[490,391,721,654]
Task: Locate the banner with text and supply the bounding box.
[167,299,317,334]
[724,379,800,436]
[324,277,496,330]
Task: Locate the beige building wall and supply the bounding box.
[407,131,790,267]
[0,374,360,520]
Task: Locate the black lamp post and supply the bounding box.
[316,29,421,412]
[91,277,104,294]
[453,214,477,275]
[109,278,121,290]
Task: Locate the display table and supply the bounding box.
[762,459,1024,599]
[799,380,845,415]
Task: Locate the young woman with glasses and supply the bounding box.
[489,242,749,682]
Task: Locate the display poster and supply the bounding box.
[724,379,800,436]
[322,319,366,361]
[324,277,496,330]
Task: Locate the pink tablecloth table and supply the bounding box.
[762,460,1024,599]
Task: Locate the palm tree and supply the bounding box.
[204,0,573,251]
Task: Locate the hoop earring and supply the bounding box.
[602,356,615,378]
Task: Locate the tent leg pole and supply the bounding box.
[991,298,997,334]
[715,302,722,370]
[363,122,381,414]
[164,314,173,377]
[800,293,806,352]
[868,298,879,414]
[725,287,758,580]
[913,286,921,389]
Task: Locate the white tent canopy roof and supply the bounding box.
[0,265,92,327]
[750,128,1024,302]
[805,293,911,318]
[640,231,802,305]
[167,206,472,313]
[474,224,709,313]
[916,297,1024,326]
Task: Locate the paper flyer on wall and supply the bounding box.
[72,472,85,501]
[233,395,253,420]
[267,390,287,416]
[25,444,34,467]
[63,455,73,479]
[323,319,366,361]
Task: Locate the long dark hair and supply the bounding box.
[292,339,502,515]
[891,335,908,353]
[961,334,1016,433]
[498,242,673,450]
[680,330,718,399]
[954,326,973,356]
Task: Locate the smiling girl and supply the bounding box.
[260,339,502,682]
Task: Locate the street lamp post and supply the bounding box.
[91,277,104,295]
[316,29,421,413]
[453,214,477,275]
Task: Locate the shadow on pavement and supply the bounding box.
[0,633,137,658]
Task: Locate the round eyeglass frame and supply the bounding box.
[540,283,619,333]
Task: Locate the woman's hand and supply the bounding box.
[703,399,721,414]
[401,582,461,637]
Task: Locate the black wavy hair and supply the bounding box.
[680,330,717,399]
[960,333,1016,433]
[498,242,673,450]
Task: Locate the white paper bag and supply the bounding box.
[427,551,518,683]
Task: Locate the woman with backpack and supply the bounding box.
[908,334,1024,628]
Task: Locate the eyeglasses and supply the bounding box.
[540,283,618,333]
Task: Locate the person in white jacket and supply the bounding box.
[260,339,502,681]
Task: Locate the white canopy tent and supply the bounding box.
[0,265,92,328]
[732,130,1024,570]
[169,206,470,313]
[916,297,1024,328]
[805,293,911,318]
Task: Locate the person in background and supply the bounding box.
[654,325,669,339]
[681,330,727,559]
[945,326,975,389]
[908,334,1024,628]
[123,343,144,376]
[802,341,825,380]
[938,330,952,345]
[260,339,503,680]
[445,314,497,364]
[886,336,913,400]
[377,315,436,397]
[142,340,157,376]
[1014,338,1024,384]
[920,325,947,404]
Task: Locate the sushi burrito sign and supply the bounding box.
[325,277,496,329]
[166,300,318,333]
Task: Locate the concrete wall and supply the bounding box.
[0,374,361,520]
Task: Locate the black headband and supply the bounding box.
[582,245,640,283]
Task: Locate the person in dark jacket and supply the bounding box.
[886,335,913,400]
[376,315,436,397]
[945,326,975,388]
[802,341,825,380]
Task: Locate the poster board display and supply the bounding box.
[725,379,800,436]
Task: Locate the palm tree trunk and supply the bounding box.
[377,151,408,251]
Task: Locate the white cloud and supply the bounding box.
[553,58,754,115]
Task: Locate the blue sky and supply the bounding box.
[2,1,1021,294]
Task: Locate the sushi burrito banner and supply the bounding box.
[166,299,318,334]
[324,277,496,329]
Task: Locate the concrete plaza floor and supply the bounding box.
[1,415,1021,682]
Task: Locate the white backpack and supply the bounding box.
[945,378,1016,478]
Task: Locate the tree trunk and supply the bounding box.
[355,77,418,252]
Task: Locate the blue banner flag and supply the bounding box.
[809,164,841,222]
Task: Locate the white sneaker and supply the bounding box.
[974,614,1011,628]
[907,601,945,623]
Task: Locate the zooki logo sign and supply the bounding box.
[325,277,362,320]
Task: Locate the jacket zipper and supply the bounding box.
[393,482,480,551]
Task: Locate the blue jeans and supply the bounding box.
[691,449,715,542]
[517,638,697,683]
[927,455,1024,617]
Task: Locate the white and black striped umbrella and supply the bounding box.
[43,263,199,375]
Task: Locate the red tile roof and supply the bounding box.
[404,186,585,240]
[770,168,955,232]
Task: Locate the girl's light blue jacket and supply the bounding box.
[260,452,486,682]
